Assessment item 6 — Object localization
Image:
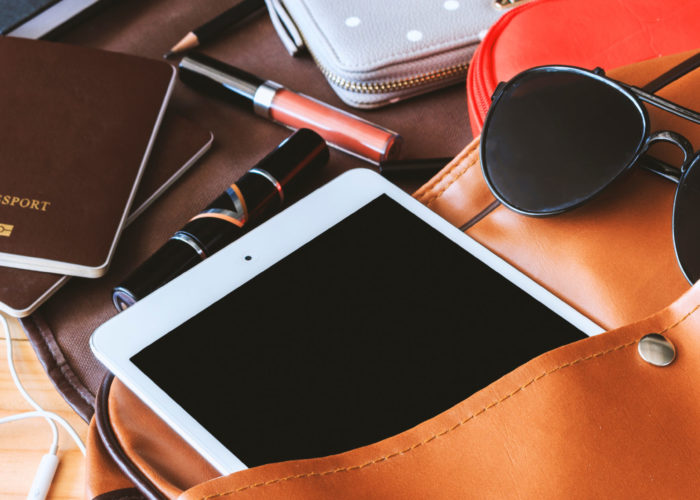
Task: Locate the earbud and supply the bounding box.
[27,454,59,500]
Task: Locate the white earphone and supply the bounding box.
[1,314,85,500]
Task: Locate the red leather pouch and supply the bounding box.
[86,51,700,499]
[467,0,700,136]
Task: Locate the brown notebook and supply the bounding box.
[0,36,175,277]
[0,112,213,317]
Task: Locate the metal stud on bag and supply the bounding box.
[638,334,676,366]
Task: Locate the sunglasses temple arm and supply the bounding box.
[638,154,681,184]
[623,84,700,125]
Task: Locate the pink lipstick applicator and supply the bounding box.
[179,53,402,164]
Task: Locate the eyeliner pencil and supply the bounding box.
[379,157,452,179]
[164,0,265,58]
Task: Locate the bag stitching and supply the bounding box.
[424,153,479,208]
[421,138,479,194]
[199,303,700,498]
[22,314,95,418]
[416,139,480,207]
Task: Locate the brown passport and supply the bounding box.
[0,36,175,277]
[0,113,213,317]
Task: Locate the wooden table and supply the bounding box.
[0,314,87,499]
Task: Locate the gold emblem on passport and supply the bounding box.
[0,224,14,237]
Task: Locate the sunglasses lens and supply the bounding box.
[673,156,700,283]
[482,69,647,214]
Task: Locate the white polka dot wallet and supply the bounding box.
[264,0,506,108]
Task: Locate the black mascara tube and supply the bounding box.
[112,129,329,311]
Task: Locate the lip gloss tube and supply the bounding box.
[178,53,402,164]
[112,129,328,311]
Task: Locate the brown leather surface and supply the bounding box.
[178,278,700,499]
[0,36,174,274]
[93,278,700,499]
[21,0,473,422]
[87,416,139,499]
[107,380,220,498]
[95,374,168,500]
[92,489,146,500]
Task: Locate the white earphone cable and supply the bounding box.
[1,314,86,456]
[0,411,86,455]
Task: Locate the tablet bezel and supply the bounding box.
[91,168,604,474]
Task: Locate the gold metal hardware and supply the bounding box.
[316,60,469,95]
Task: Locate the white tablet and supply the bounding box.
[91,168,603,474]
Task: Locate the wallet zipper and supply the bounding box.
[472,55,493,121]
[315,58,470,95]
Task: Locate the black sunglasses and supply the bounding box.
[481,55,700,284]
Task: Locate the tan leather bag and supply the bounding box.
[86,51,700,499]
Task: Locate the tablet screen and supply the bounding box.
[131,194,586,467]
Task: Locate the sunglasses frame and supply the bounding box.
[481,65,700,217]
[672,153,700,283]
[481,63,700,283]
